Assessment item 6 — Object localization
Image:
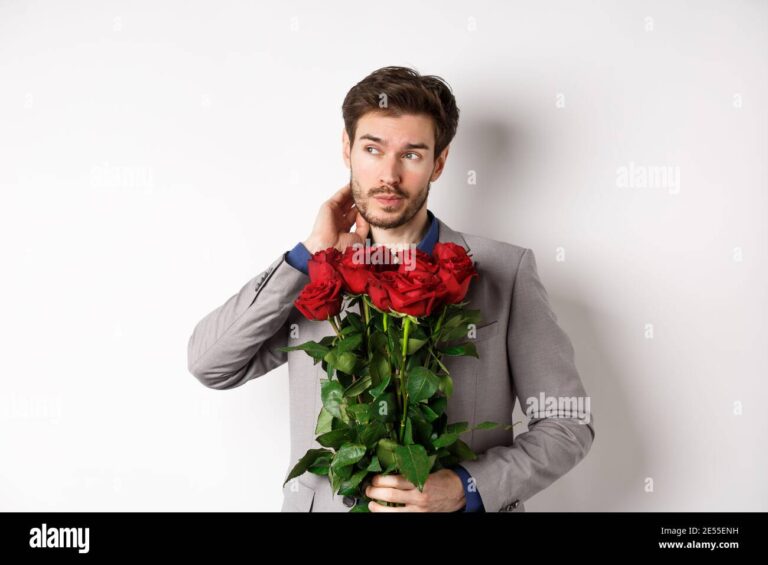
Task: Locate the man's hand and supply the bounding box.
[365,469,466,512]
[303,182,370,254]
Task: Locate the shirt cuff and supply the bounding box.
[285,241,311,276]
[451,464,485,512]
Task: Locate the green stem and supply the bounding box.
[428,346,449,376]
[362,299,371,358]
[434,304,448,337]
[328,316,342,339]
[363,300,371,329]
[399,317,411,443]
[381,312,404,416]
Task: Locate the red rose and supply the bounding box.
[337,245,375,294]
[432,242,478,304]
[294,278,343,321]
[398,248,439,275]
[370,245,401,274]
[367,271,395,312]
[307,247,342,283]
[371,269,447,317]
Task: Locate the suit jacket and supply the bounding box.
[187,217,595,512]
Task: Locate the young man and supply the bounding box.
[187,66,595,512]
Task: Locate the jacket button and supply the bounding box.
[343,495,356,507]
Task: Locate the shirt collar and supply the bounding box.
[368,208,439,254]
[416,208,439,255]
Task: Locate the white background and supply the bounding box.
[0,0,766,511]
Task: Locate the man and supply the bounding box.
[187,66,595,512]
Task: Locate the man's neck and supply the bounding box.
[369,207,429,248]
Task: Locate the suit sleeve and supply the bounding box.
[187,251,309,390]
[458,248,595,512]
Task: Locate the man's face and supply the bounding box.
[343,111,448,230]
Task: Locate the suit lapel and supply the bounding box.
[436,217,471,253]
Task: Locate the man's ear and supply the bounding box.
[431,144,450,181]
[342,128,351,169]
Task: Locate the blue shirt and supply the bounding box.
[284,207,485,512]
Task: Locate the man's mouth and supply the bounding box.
[374,194,404,206]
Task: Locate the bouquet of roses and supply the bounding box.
[279,241,515,512]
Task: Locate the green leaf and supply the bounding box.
[439,325,472,341]
[347,403,370,424]
[308,453,332,476]
[394,444,431,492]
[338,468,369,496]
[440,342,479,358]
[344,374,372,398]
[316,427,355,449]
[331,443,367,470]
[283,448,333,487]
[336,351,358,374]
[406,366,440,403]
[369,371,391,399]
[337,332,363,353]
[329,461,354,492]
[340,323,359,337]
[369,354,391,388]
[366,455,382,472]
[321,380,344,419]
[420,404,439,423]
[447,421,470,434]
[442,313,464,330]
[449,439,478,462]
[359,420,387,448]
[473,421,501,430]
[438,374,453,397]
[277,341,330,360]
[345,312,364,332]
[430,396,448,416]
[371,331,388,355]
[406,338,428,355]
[319,335,336,347]
[432,432,460,448]
[370,392,397,422]
[376,438,399,469]
[315,406,334,435]
[403,417,414,445]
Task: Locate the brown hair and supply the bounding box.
[341,66,460,160]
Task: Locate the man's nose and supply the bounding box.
[378,156,402,189]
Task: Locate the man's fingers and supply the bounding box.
[354,209,370,240]
[368,500,412,512]
[343,204,358,226]
[366,486,410,505]
[371,474,415,490]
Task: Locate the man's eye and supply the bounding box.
[364,147,419,160]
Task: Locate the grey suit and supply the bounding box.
[187,217,595,512]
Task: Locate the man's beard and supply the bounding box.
[350,172,430,230]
